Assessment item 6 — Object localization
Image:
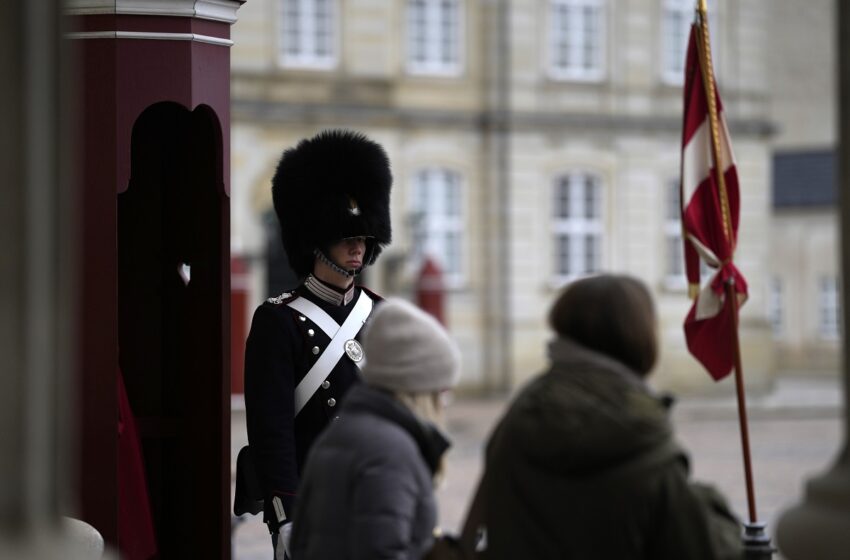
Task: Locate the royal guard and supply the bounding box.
[235,129,392,558]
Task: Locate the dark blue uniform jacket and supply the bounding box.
[244,283,379,528]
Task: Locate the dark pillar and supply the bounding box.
[66,2,244,557]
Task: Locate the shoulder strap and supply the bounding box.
[292,291,374,415]
[286,296,341,338]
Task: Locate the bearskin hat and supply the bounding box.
[272,129,393,277]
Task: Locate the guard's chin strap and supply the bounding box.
[314,249,362,278]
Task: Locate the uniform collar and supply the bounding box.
[304,274,356,306]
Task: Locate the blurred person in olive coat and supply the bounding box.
[479,274,742,560]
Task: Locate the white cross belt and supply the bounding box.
[287,291,373,415]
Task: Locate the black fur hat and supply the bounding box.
[272,129,393,277]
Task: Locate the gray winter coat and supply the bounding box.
[289,383,449,560]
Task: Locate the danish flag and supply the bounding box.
[680,23,748,381]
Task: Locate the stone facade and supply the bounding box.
[230,0,780,393]
[766,0,839,374]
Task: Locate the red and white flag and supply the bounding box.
[680,22,748,381]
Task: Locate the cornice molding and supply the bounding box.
[65,0,245,24]
[230,99,776,137]
[67,30,234,47]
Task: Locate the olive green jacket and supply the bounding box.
[481,337,742,560]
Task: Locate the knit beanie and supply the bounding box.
[361,298,461,393]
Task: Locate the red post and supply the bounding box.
[416,258,446,326]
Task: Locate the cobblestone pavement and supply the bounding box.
[231,375,844,559]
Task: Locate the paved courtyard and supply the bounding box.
[231,374,844,559]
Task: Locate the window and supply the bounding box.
[661,0,691,83]
[279,0,336,69]
[664,179,685,286]
[661,0,719,84]
[767,277,783,335]
[547,0,606,81]
[665,178,711,289]
[410,168,465,285]
[406,0,463,75]
[819,277,841,339]
[552,173,604,282]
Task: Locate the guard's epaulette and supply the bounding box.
[266,291,297,305]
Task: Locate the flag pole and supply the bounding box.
[695,0,760,529]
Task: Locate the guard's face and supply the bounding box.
[328,237,366,271]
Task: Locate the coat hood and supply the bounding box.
[499,337,676,477]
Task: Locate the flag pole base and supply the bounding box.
[743,522,775,559]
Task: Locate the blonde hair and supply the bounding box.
[394,391,447,485]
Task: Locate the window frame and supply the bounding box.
[818,276,841,340]
[660,0,692,84]
[409,167,467,288]
[545,0,607,82]
[405,0,465,77]
[663,178,687,290]
[277,0,339,70]
[767,276,783,336]
[660,0,720,85]
[551,172,605,285]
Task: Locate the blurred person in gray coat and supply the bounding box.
[289,298,460,560]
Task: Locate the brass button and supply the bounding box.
[299,315,306,322]
[321,380,330,390]
[312,346,320,355]
[327,398,336,407]
[307,328,315,337]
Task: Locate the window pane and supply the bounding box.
[820,277,841,337]
[555,177,570,218]
[409,1,426,62]
[557,234,571,276]
[408,0,459,71]
[549,0,603,76]
[552,171,604,279]
[662,0,693,79]
[552,5,568,68]
[441,0,456,65]
[667,235,683,277]
[582,6,595,69]
[412,168,463,281]
[412,171,426,212]
[280,0,337,66]
[445,231,459,274]
[584,175,597,219]
[584,234,598,273]
[667,180,681,221]
[564,5,577,68]
[446,173,461,217]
